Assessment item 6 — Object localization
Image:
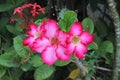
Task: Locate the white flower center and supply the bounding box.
[72,36,80,45]
[35,32,40,38]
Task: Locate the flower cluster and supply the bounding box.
[14,3,45,17]
[23,19,94,65]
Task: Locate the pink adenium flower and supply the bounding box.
[22,22,45,50]
[32,19,70,65]
[66,22,94,59]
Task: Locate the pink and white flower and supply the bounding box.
[66,22,94,59]
[32,19,70,65]
[22,22,45,50]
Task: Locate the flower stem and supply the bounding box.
[73,56,86,77]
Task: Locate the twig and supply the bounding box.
[94,66,112,72]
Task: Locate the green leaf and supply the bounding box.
[59,8,68,19]
[88,42,98,50]
[82,17,94,33]
[0,68,6,78]
[59,11,78,32]
[0,48,18,67]
[15,22,23,32]
[58,20,66,31]
[13,36,29,57]
[6,25,21,35]
[21,63,32,71]
[35,19,43,26]
[34,64,55,80]
[0,3,13,12]
[0,17,9,31]
[100,41,113,53]
[30,54,43,67]
[55,60,70,66]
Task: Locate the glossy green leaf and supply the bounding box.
[21,63,32,71]
[82,17,94,33]
[34,64,55,80]
[30,55,43,67]
[0,3,13,12]
[13,36,29,57]
[0,17,9,31]
[0,49,18,67]
[58,20,66,31]
[6,25,21,35]
[0,68,6,78]
[59,11,78,32]
[55,60,70,66]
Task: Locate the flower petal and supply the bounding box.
[56,45,70,61]
[42,46,58,65]
[58,31,69,45]
[22,36,35,46]
[28,23,37,35]
[70,22,83,35]
[80,31,94,45]
[66,43,75,55]
[37,20,46,31]
[75,43,87,59]
[32,37,50,53]
[44,19,59,38]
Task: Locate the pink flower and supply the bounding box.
[32,19,70,65]
[22,22,45,50]
[66,22,94,59]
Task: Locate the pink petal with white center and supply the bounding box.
[80,31,94,45]
[28,23,37,36]
[42,46,58,65]
[66,43,75,55]
[44,19,59,38]
[70,22,83,35]
[75,43,87,59]
[32,37,50,53]
[56,45,70,61]
[22,36,35,46]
